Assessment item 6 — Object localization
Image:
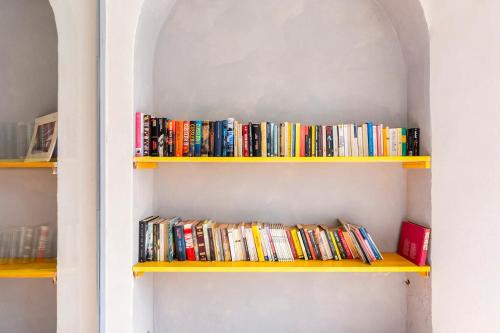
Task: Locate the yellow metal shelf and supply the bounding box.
[134,156,431,169]
[132,253,430,277]
[0,160,57,172]
[0,259,57,280]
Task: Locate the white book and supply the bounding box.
[333,125,339,157]
[265,225,275,261]
[282,226,294,261]
[344,124,351,156]
[357,125,364,156]
[320,231,333,260]
[271,226,282,261]
[216,227,224,261]
[227,227,236,262]
[390,128,398,156]
[351,124,359,157]
[277,225,287,261]
[246,228,257,261]
[260,225,271,261]
[372,126,378,156]
[338,125,345,157]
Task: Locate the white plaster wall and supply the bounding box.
[428,1,500,332]
[49,0,98,332]
[0,1,57,332]
[151,1,410,332]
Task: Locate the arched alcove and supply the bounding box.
[0,1,57,332]
[131,1,431,332]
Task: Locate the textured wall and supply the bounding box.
[0,1,58,332]
[151,1,409,332]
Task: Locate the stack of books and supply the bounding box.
[0,225,56,261]
[138,217,383,264]
[135,113,420,158]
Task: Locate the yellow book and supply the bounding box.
[329,230,342,260]
[383,126,389,156]
[290,228,304,259]
[251,222,265,262]
[260,122,267,157]
[295,123,301,156]
[311,125,316,157]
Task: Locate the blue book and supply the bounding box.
[367,122,374,156]
[222,120,228,157]
[360,227,382,260]
[226,118,234,157]
[194,120,202,157]
[174,223,186,261]
[214,121,223,157]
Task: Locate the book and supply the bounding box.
[135,112,144,156]
[407,128,420,156]
[398,221,430,266]
[201,121,210,156]
[194,120,202,157]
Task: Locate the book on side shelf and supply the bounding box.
[135,112,421,158]
[137,217,385,265]
[398,221,430,266]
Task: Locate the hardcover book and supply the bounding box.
[398,221,430,266]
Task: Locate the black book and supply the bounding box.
[307,126,312,157]
[207,226,216,261]
[209,121,215,157]
[222,120,228,157]
[173,224,186,261]
[332,230,347,259]
[158,118,166,157]
[307,229,321,259]
[166,120,174,156]
[152,222,159,261]
[298,227,312,260]
[248,123,254,157]
[266,122,271,157]
[316,125,321,157]
[143,114,151,156]
[150,117,160,156]
[326,126,333,157]
[251,123,261,157]
[407,128,420,156]
[189,121,196,157]
[214,121,223,157]
[138,216,156,262]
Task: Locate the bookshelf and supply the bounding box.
[0,160,57,173]
[0,259,57,280]
[132,253,430,277]
[134,156,431,169]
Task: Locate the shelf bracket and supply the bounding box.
[402,161,430,169]
[52,273,58,284]
[134,162,157,169]
[133,271,144,278]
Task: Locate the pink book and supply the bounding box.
[398,221,431,266]
[135,112,144,157]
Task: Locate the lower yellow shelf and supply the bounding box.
[0,259,57,280]
[132,253,430,277]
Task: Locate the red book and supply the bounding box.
[300,125,307,157]
[242,125,249,157]
[175,121,183,157]
[398,221,430,266]
[302,228,317,260]
[183,121,190,156]
[284,227,297,259]
[337,228,353,259]
[183,221,196,261]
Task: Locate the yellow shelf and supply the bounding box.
[0,259,57,280]
[132,253,430,277]
[0,160,57,172]
[134,156,431,169]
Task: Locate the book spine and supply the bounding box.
[175,121,183,157]
[251,225,265,261]
[181,121,188,156]
[226,118,234,157]
[298,228,312,260]
[135,112,144,157]
[324,229,339,260]
[251,123,261,157]
[188,121,195,156]
[332,230,347,259]
[295,123,301,157]
[158,118,165,157]
[303,230,316,260]
[290,229,304,259]
[338,124,345,157]
[195,224,206,261]
[184,225,195,261]
[367,122,373,156]
[222,120,228,157]
[208,121,214,157]
[174,225,186,261]
[337,228,353,259]
[284,228,297,260]
[201,121,210,157]
[143,114,150,156]
[194,120,202,157]
[308,229,321,259]
[207,226,216,261]
[214,121,222,157]
[138,221,146,262]
[402,128,407,156]
[150,117,159,156]
[145,222,153,261]
[242,124,249,157]
[153,222,159,261]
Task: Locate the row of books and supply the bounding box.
[0,225,56,260]
[138,217,383,264]
[135,113,421,158]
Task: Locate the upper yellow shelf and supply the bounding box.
[0,259,57,280]
[0,160,57,172]
[133,156,431,169]
[132,253,430,277]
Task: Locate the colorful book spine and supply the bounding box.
[194,120,202,157]
[135,112,144,157]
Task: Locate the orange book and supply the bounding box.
[175,121,183,157]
